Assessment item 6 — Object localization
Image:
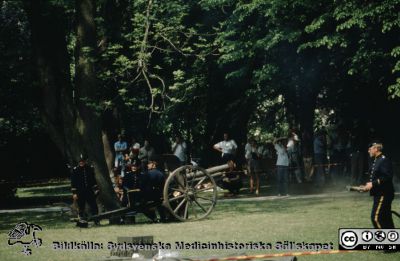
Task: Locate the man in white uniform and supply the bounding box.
[213,133,237,163]
[214,133,241,195]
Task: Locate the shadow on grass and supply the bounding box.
[0,195,72,209]
[0,211,72,232]
[0,210,176,232]
[1,182,72,209]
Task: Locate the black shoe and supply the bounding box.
[76,220,89,228]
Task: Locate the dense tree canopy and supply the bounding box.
[1,0,399,206]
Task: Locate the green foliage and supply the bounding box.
[95,0,400,142]
[2,0,400,161]
[92,0,223,153]
[97,0,203,113]
[299,0,400,98]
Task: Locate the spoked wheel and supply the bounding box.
[163,165,217,221]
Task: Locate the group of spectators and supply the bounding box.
[110,134,188,222]
[213,127,377,197]
[111,126,377,203]
[211,131,300,196]
[113,134,187,176]
[243,132,303,196]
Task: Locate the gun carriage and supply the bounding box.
[90,155,234,222]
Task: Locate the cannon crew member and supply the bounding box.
[71,154,99,225]
[141,155,166,222]
[122,159,143,207]
[362,142,395,229]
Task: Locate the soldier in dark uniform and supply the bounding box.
[122,159,143,207]
[123,160,143,190]
[71,154,100,226]
[362,142,395,229]
[141,155,167,222]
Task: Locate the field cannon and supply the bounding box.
[162,163,231,221]
[89,157,235,223]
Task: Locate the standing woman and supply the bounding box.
[274,137,289,196]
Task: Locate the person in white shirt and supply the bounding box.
[245,138,261,195]
[214,133,241,195]
[171,136,187,165]
[274,137,289,196]
[213,133,238,163]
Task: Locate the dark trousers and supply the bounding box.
[77,190,98,219]
[314,153,327,186]
[371,195,395,229]
[142,205,166,222]
[277,166,288,195]
[217,172,242,195]
[142,191,166,222]
[288,152,302,183]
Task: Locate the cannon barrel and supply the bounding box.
[180,164,230,181]
[205,164,230,174]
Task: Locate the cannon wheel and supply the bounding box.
[163,165,217,221]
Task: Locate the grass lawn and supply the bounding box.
[1,187,400,260]
[16,183,71,198]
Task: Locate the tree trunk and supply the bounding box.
[102,109,120,172]
[74,0,119,210]
[25,0,81,163]
[25,0,119,210]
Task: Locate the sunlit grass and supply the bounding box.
[16,182,70,198]
[1,190,399,260]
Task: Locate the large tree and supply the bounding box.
[25,0,119,210]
